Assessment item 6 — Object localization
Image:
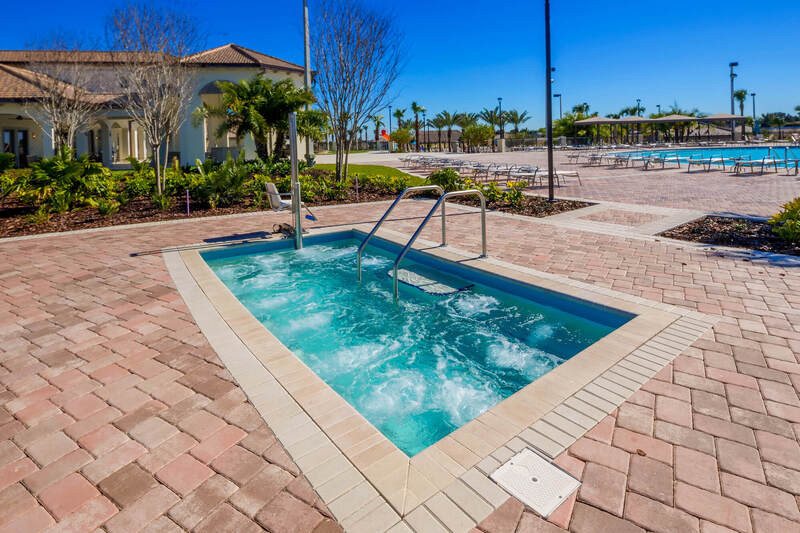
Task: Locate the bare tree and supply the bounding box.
[23,37,104,157]
[106,3,202,194]
[312,0,403,181]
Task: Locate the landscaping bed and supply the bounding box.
[451,194,591,217]
[661,216,800,257]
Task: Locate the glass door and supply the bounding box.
[16,130,28,167]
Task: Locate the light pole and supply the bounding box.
[729,61,738,141]
[636,98,641,116]
[302,0,312,160]
[657,104,661,115]
[544,0,554,202]
[388,105,392,152]
[497,97,504,139]
[750,93,756,135]
[554,94,562,120]
[423,111,427,152]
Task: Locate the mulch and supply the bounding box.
[0,191,592,239]
[661,216,800,257]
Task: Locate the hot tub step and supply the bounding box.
[388,268,473,295]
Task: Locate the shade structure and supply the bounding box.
[700,113,747,122]
[615,115,653,124]
[650,114,697,123]
[573,115,617,125]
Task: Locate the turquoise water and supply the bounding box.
[617,146,800,167]
[204,235,630,456]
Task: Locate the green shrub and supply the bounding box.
[0,152,13,175]
[193,152,249,208]
[24,148,114,210]
[769,197,800,244]
[428,167,464,192]
[25,205,50,225]
[89,198,121,216]
[151,192,174,211]
[504,182,525,208]
[356,174,409,195]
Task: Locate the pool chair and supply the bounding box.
[733,157,779,175]
[265,182,294,211]
[686,154,711,173]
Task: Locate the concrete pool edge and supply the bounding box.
[165,224,719,532]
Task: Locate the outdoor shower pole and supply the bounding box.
[289,112,302,249]
[544,0,554,202]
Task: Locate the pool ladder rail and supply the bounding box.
[356,186,488,301]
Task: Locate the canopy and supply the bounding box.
[700,113,747,122]
[650,114,697,123]
[573,116,616,125]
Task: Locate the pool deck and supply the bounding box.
[1,196,799,532]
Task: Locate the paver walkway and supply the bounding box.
[1,199,799,532]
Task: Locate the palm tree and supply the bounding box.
[455,112,479,152]
[506,109,530,134]
[371,114,384,143]
[438,110,458,152]
[393,108,405,133]
[411,102,425,152]
[431,114,447,151]
[775,116,786,139]
[733,89,748,139]
[572,103,590,116]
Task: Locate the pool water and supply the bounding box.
[204,235,631,456]
[617,146,800,166]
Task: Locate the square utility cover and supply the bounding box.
[490,448,580,517]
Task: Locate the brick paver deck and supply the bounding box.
[1,199,799,532]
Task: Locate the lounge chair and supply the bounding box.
[265,182,292,211]
[733,157,779,175]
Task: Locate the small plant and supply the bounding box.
[481,182,504,203]
[427,167,464,192]
[504,182,525,208]
[89,198,121,216]
[151,192,175,211]
[0,152,13,175]
[25,205,50,225]
[769,197,800,244]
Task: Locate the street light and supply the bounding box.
[751,92,757,136]
[497,97,504,139]
[729,61,739,141]
[423,111,427,151]
[657,104,661,115]
[636,98,641,117]
[388,105,392,152]
[553,94,562,119]
[544,0,554,202]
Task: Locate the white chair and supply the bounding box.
[265,182,292,211]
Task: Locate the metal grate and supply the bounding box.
[490,448,580,518]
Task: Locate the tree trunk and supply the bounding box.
[273,129,287,159]
[152,143,162,194]
[414,115,420,152]
[255,139,269,161]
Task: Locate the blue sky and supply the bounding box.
[6,0,800,128]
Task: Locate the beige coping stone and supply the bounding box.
[553,404,597,430]
[619,357,660,375]
[519,428,564,458]
[434,436,481,470]
[491,446,515,464]
[542,412,587,439]
[593,377,635,399]
[575,389,618,413]
[340,496,385,530]
[409,448,460,489]
[449,420,504,458]
[584,382,628,404]
[345,501,400,533]
[444,478,494,523]
[345,433,386,461]
[404,505,449,533]
[424,492,476,532]
[609,367,650,387]
[349,439,396,471]
[460,468,510,508]
[386,522,414,533]
[476,455,502,476]
[306,454,355,489]
[404,466,439,514]
[529,420,575,449]
[476,411,519,437]
[564,396,607,421]
[294,441,341,471]
[328,481,381,522]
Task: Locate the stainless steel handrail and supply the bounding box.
[392,189,487,301]
[357,185,444,281]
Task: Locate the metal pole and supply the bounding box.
[302,0,312,160]
[388,105,392,152]
[729,62,738,141]
[751,93,756,136]
[498,97,504,139]
[544,0,554,202]
[289,112,302,249]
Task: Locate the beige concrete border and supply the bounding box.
[166,223,718,532]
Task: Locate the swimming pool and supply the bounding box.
[202,232,632,456]
[616,145,800,166]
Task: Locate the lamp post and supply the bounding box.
[554,94,562,119]
[497,97,504,139]
[544,0,554,202]
[729,61,738,141]
[750,93,756,134]
[636,98,641,116]
[657,104,661,115]
[423,111,428,152]
[302,0,312,160]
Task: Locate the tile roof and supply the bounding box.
[181,44,304,72]
[0,64,119,103]
[0,50,169,64]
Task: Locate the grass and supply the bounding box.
[314,164,423,184]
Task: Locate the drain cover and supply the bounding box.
[389,268,473,295]
[490,448,580,517]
